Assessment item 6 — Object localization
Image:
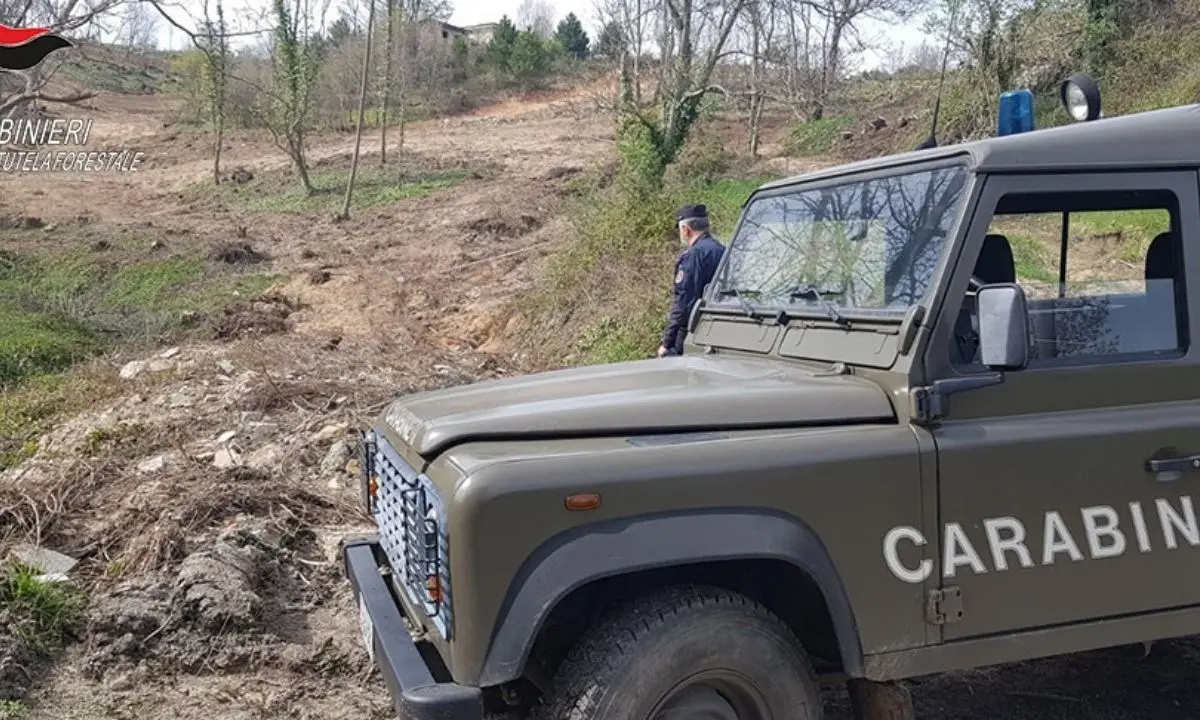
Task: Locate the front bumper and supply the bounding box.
[342,536,483,720]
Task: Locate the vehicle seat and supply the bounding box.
[1145,231,1181,286]
[953,234,1015,364]
[1142,231,1183,349]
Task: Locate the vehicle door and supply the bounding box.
[922,169,1200,641]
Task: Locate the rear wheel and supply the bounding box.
[532,584,822,720]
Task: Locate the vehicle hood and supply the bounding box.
[380,355,896,457]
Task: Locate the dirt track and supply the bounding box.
[3,84,1200,720]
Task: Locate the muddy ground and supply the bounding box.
[1,78,1199,720]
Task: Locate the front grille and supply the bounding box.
[368,431,452,640]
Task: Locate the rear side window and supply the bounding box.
[952,189,1187,366]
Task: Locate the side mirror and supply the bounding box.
[977,284,1029,370]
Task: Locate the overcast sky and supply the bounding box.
[155,0,932,70]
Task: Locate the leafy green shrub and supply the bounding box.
[1,563,87,654]
[787,115,856,156]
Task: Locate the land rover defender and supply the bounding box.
[343,75,1200,720]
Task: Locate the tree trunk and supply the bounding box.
[748,7,761,158]
[395,19,408,183]
[338,0,376,219]
[289,133,315,194]
[379,0,394,166]
[212,101,224,185]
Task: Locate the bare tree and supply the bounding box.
[377,0,394,164]
[804,0,930,119]
[256,0,329,193]
[119,1,159,53]
[0,0,125,118]
[149,0,233,184]
[338,0,375,219]
[741,0,779,157]
[518,0,555,38]
[594,0,654,101]
[618,0,748,180]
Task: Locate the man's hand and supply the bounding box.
[657,345,669,357]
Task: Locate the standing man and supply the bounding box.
[658,204,726,357]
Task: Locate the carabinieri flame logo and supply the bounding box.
[0,22,72,71]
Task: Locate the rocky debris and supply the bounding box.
[226,166,253,184]
[312,423,347,444]
[320,441,352,477]
[463,212,543,239]
[210,241,268,265]
[213,447,242,469]
[166,392,194,408]
[0,215,44,230]
[246,443,286,471]
[119,357,177,381]
[119,361,149,380]
[210,293,297,341]
[174,542,266,633]
[136,455,166,474]
[308,269,332,285]
[240,421,280,445]
[82,582,172,678]
[10,545,77,581]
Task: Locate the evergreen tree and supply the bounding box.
[508,28,550,80]
[486,15,519,69]
[595,20,625,60]
[554,12,589,60]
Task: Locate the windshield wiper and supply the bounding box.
[785,284,850,327]
[715,287,760,319]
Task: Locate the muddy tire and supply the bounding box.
[532,584,822,720]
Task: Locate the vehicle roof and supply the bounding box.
[759,103,1200,192]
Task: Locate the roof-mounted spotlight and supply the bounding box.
[1060,73,1102,122]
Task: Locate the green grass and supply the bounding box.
[993,208,1170,286]
[786,115,856,157]
[197,165,471,214]
[0,372,119,471]
[0,700,27,719]
[531,162,777,365]
[1,563,87,655]
[103,257,206,310]
[0,246,278,388]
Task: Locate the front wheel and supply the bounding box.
[532,584,822,720]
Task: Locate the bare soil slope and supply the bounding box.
[2,82,1199,720]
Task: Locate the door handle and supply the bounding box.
[1145,454,1200,474]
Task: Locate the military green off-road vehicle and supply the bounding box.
[343,75,1200,720]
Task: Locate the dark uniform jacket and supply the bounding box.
[662,233,726,355]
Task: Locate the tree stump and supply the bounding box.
[848,678,916,720]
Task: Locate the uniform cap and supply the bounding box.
[675,204,708,222]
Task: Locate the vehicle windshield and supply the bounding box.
[714,163,970,316]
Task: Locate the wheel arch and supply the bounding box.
[476,508,864,687]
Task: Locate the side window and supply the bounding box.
[951,189,1188,367]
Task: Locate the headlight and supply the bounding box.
[1060,73,1102,122]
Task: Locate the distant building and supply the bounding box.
[463,23,499,44]
[434,21,468,42]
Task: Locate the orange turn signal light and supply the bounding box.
[565,493,601,511]
[368,476,379,497]
[425,575,443,602]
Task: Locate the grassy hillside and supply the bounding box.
[523,0,1200,365]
